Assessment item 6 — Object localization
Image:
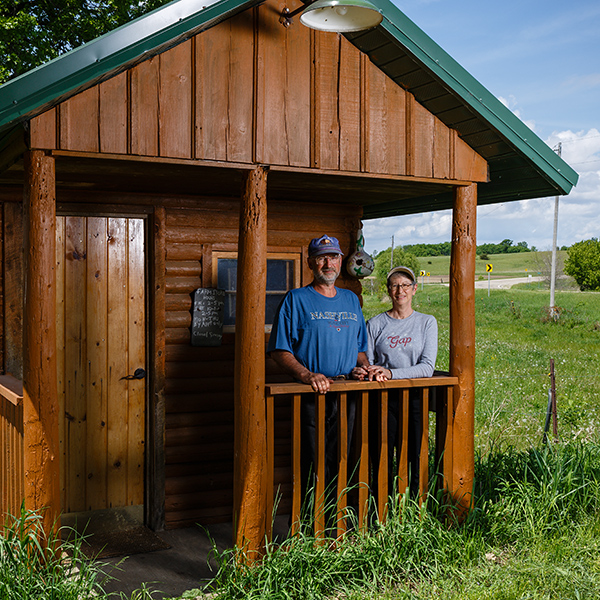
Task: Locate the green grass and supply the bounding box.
[0,506,108,600]
[202,444,600,600]
[415,250,567,280]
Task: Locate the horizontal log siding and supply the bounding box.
[29,0,487,183]
[163,198,361,527]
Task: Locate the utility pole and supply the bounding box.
[550,142,561,319]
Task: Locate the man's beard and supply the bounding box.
[313,269,338,285]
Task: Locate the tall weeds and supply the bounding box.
[0,505,107,600]
[206,442,600,599]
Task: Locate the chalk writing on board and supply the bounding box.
[191,288,225,347]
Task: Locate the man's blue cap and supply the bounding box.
[308,235,344,257]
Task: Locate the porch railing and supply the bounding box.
[0,375,24,519]
[265,374,457,539]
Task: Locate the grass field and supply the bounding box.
[410,250,568,281]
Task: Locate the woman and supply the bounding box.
[354,266,438,500]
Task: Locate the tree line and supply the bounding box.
[391,239,536,258]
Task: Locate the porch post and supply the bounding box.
[449,183,476,514]
[22,150,60,534]
[233,165,269,559]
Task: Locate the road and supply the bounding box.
[474,276,543,289]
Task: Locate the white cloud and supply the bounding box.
[362,129,600,255]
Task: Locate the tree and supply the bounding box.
[0,1,171,84]
[564,239,600,291]
[372,247,420,294]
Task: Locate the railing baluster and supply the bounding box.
[336,391,348,539]
[265,393,275,541]
[314,393,326,538]
[445,386,454,494]
[377,389,388,522]
[398,388,409,495]
[357,390,369,529]
[291,393,302,536]
[419,388,430,504]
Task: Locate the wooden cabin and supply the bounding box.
[0,0,576,554]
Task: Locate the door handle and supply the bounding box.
[120,368,146,381]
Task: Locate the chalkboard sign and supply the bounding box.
[191,288,225,347]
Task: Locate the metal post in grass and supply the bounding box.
[550,359,558,442]
[549,143,561,320]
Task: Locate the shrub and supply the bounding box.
[564,238,600,291]
[373,247,420,294]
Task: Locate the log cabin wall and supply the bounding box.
[28,0,487,182]
[163,198,361,527]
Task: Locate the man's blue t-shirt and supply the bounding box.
[267,285,368,379]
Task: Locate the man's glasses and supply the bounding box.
[389,283,414,291]
[313,254,341,264]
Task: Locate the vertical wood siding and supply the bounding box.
[56,216,146,513]
[30,0,487,183]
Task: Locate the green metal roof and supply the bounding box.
[0,0,578,214]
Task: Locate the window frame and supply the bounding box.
[212,251,301,332]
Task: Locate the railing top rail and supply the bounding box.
[0,374,24,406]
[265,375,458,396]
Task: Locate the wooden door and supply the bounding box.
[56,216,146,514]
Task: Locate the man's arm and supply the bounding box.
[270,349,332,394]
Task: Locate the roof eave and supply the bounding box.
[361,0,578,195]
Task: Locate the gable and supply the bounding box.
[0,0,576,214]
[26,0,486,203]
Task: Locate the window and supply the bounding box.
[213,252,300,329]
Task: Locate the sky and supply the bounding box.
[362,0,600,255]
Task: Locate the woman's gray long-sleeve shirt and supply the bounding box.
[366,310,438,379]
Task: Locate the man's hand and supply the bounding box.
[302,371,332,394]
[270,350,332,393]
[350,365,368,380]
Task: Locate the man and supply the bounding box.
[268,234,369,511]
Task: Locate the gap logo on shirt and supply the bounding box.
[388,335,412,348]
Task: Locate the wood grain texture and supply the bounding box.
[159,41,193,158]
[22,151,60,535]
[99,73,128,154]
[255,0,310,167]
[449,184,477,515]
[3,202,23,379]
[130,57,160,156]
[59,87,99,152]
[29,108,57,149]
[233,166,268,557]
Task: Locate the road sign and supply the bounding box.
[420,270,425,276]
[486,263,493,272]
[426,272,430,277]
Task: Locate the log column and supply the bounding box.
[233,166,269,559]
[449,183,476,514]
[22,150,59,534]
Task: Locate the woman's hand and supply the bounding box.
[366,365,391,381]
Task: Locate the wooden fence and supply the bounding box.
[0,375,24,518]
[265,375,457,539]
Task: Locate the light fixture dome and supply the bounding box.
[300,0,383,33]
